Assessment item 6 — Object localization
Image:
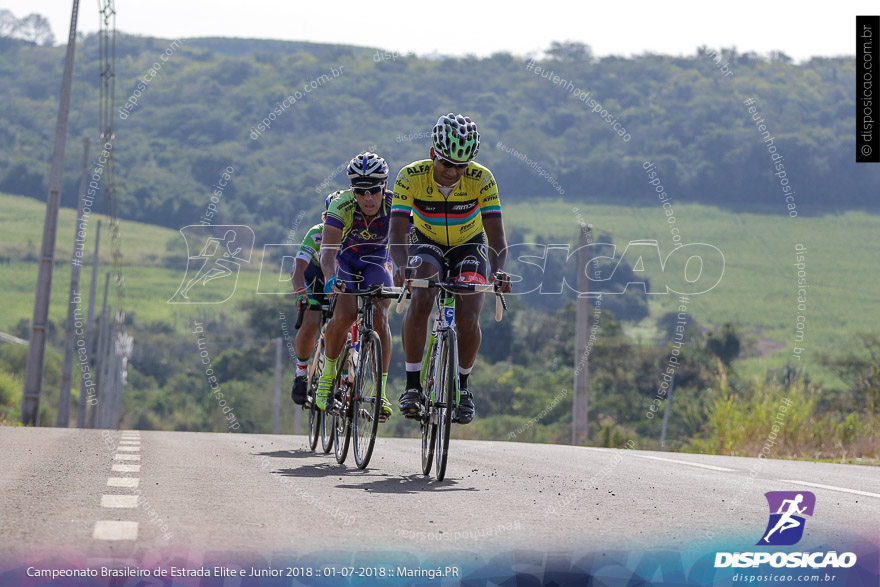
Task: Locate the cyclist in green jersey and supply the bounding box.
[289,195,334,405]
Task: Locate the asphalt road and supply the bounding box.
[0,426,877,566]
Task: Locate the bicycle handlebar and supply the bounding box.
[295,301,305,329]
[395,278,507,322]
[294,297,335,329]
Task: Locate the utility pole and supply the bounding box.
[77,219,100,427]
[660,373,675,449]
[88,273,110,428]
[58,137,90,427]
[21,0,82,425]
[112,330,132,427]
[572,225,592,445]
[98,318,114,429]
[273,338,282,434]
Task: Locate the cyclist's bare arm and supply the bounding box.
[290,258,310,292]
[389,216,410,286]
[319,224,343,290]
[483,216,512,293]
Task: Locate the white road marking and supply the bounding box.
[118,440,140,444]
[101,495,139,508]
[114,454,141,461]
[628,454,736,472]
[107,477,140,488]
[775,479,880,498]
[115,446,140,452]
[112,464,141,473]
[93,521,138,540]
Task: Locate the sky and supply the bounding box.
[2,1,872,62]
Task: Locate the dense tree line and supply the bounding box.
[0,33,873,250]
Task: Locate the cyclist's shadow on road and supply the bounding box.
[254,449,346,479]
[254,449,324,460]
[256,450,479,492]
[334,474,478,494]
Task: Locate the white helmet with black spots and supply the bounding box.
[432,112,480,163]
[346,151,389,187]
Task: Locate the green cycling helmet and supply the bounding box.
[432,112,480,163]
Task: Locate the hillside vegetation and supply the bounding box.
[0,35,875,243]
[1,31,877,460]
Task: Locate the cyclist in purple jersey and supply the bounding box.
[316,152,395,419]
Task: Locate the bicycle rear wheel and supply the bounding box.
[353,331,382,470]
[420,339,438,475]
[435,330,456,481]
[307,405,320,451]
[334,348,353,464]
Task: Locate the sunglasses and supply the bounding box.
[352,185,384,196]
[435,156,469,171]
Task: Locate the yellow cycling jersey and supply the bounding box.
[391,159,501,246]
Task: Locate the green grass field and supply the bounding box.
[2,193,878,385]
[0,193,265,333]
[502,199,880,374]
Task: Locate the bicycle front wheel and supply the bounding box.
[353,331,382,470]
[320,408,334,453]
[435,330,456,481]
[420,338,438,475]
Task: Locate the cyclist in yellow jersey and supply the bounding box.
[390,113,512,424]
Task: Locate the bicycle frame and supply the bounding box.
[421,293,460,421]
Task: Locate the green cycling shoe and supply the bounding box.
[380,394,393,421]
[316,376,333,411]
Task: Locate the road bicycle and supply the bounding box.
[326,285,403,469]
[396,278,506,480]
[295,297,335,453]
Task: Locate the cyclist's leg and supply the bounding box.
[353,253,394,417]
[448,237,489,371]
[402,235,444,364]
[292,271,325,402]
[291,309,320,403]
[360,253,395,372]
[399,234,442,414]
[295,310,321,359]
[400,235,443,414]
[316,257,357,409]
[447,238,490,424]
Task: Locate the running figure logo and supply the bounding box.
[758,491,816,546]
[169,225,254,304]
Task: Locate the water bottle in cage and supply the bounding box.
[346,322,359,383]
